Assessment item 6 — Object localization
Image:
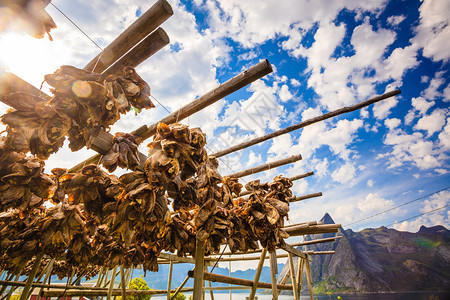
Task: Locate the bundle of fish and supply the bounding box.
[102,132,143,172]
[63,165,122,230]
[1,93,71,159]
[230,175,292,252]
[0,207,45,273]
[38,201,87,257]
[0,65,153,158]
[0,138,54,211]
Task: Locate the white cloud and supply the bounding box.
[331,162,356,184]
[279,84,293,102]
[411,96,435,115]
[412,0,450,63]
[387,15,406,27]
[413,108,448,137]
[393,191,450,232]
[247,151,262,167]
[357,192,394,213]
[373,97,398,120]
[290,78,301,87]
[384,118,401,130]
[367,179,374,187]
[438,118,450,150]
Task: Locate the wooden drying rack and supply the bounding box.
[0,0,400,299]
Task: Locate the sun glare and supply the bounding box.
[0,30,70,89]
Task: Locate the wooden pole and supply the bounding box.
[304,256,314,300]
[120,265,126,300]
[205,254,289,262]
[36,258,55,300]
[20,254,42,300]
[69,59,273,172]
[170,275,190,300]
[0,71,50,101]
[284,223,341,236]
[248,248,267,300]
[187,271,292,291]
[193,240,206,300]
[269,252,278,299]
[84,0,173,73]
[290,236,342,247]
[107,266,118,300]
[102,27,170,76]
[167,261,173,300]
[225,154,302,178]
[289,192,322,203]
[212,89,401,158]
[288,253,299,300]
[296,258,304,294]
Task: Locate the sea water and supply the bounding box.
[152,291,450,300]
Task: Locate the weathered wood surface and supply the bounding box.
[290,236,342,247]
[289,192,322,203]
[212,90,401,157]
[226,154,302,178]
[102,27,170,76]
[187,271,293,291]
[84,0,173,73]
[248,248,267,300]
[0,72,50,102]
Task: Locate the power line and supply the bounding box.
[386,204,449,227]
[344,186,450,227]
[50,3,103,51]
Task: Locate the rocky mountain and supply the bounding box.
[279,213,450,293]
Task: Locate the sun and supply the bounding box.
[0,30,70,90]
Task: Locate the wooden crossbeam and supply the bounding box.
[84,0,173,73]
[212,90,401,157]
[225,154,302,178]
[289,192,322,203]
[187,271,293,291]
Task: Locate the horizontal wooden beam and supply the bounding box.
[226,154,302,179]
[285,223,341,237]
[84,0,173,73]
[70,59,273,172]
[281,243,307,260]
[290,236,342,247]
[0,72,50,101]
[102,27,170,76]
[158,253,212,266]
[187,271,293,291]
[289,192,322,203]
[212,90,401,158]
[205,254,289,262]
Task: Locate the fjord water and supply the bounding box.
[153,291,450,300]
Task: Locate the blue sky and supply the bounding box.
[0,0,449,235]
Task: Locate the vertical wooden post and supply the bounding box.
[229,260,232,300]
[193,239,206,300]
[249,248,267,300]
[207,278,215,300]
[288,253,299,300]
[20,254,42,300]
[170,275,190,300]
[304,255,314,300]
[269,251,278,300]
[4,274,20,300]
[167,261,173,300]
[120,265,126,300]
[107,266,118,300]
[296,258,304,294]
[0,272,14,295]
[36,258,55,300]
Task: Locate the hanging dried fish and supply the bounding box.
[102,132,142,172]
